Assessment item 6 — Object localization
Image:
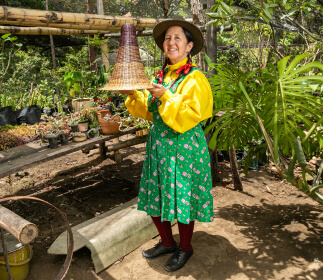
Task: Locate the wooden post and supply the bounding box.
[99,142,107,160]
[112,138,122,163]
[0,205,38,244]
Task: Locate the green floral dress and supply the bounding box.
[137,68,214,224]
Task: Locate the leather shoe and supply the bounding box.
[164,247,193,272]
[142,241,178,259]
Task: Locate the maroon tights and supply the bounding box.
[151,216,195,252]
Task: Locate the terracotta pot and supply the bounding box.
[77,121,89,132]
[97,110,120,135]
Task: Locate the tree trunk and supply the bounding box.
[87,0,97,72]
[97,0,110,72]
[206,0,217,72]
[229,144,243,191]
[205,130,221,186]
[190,0,206,71]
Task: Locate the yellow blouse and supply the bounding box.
[125,58,213,133]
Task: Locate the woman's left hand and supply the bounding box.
[147,83,167,98]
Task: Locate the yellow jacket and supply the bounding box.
[125,58,213,133]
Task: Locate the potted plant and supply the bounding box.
[87,121,101,139]
[97,109,121,135]
[71,131,87,142]
[64,70,94,112]
[46,133,60,149]
[135,119,151,136]
[77,117,89,132]
[67,112,80,132]
[42,123,60,149]
[59,128,71,146]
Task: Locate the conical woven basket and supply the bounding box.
[100,23,153,91]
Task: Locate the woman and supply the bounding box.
[120,17,214,272]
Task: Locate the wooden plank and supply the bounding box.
[0,128,137,179]
[0,141,48,165]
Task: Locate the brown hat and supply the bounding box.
[153,16,204,57]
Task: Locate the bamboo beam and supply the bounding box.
[0,6,165,30]
[0,25,112,35]
[0,205,38,244]
[0,21,145,32]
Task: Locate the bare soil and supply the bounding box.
[0,141,322,280]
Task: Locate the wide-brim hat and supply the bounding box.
[153,16,204,57]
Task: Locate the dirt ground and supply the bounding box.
[0,139,322,280]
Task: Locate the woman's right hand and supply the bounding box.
[118,90,134,95]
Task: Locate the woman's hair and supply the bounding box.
[156,27,194,85]
[182,27,194,46]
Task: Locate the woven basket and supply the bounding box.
[100,23,153,91]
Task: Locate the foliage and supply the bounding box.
[205,53,323,202]
[0,34,22,94]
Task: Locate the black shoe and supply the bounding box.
[142,241,178,259]
[164,247,193,272]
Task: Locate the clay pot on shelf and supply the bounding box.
[77,121,89,132]
[97,110,120,135]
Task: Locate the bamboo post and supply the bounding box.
[0,205,38,244]
[0,6,165,30]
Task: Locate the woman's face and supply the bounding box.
[163,26,193,65]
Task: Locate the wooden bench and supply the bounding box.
[0,127,147,179]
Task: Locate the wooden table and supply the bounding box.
[0,127,147,179]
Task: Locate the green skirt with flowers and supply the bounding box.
[137,92,214,224]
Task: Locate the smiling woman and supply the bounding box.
[119,16,214,272]
[163,26,193,65]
